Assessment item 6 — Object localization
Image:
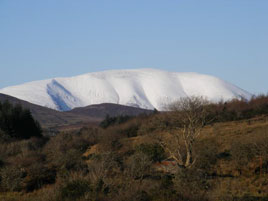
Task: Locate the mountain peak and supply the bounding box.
[0,69,252,111]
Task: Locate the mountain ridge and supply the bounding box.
[0,68,252,111]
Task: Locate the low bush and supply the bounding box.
[97,129,125,152]
[59,179,91,201]
[195,139,219,171]
[138,113,172,135]
[127,152,152,180]
[0,166,24,192]
[133,190,151,201]
[136,143,166,162]
[230,142,257,168]
[120,121,140,137]
[174,168,210,201]
[22,164,56,192]
[100,115,133,128]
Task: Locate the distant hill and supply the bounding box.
[68,103,152,119]
[0,93,96,129]
[0,94,152,130]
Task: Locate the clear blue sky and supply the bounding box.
[0,0,267,94]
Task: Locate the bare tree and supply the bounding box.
[158,96,211,168]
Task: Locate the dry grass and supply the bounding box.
[1,114,268,201]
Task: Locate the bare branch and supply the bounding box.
[158,96,212,169]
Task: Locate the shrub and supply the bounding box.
[160,174,174,189]
[52,148,86,172]
[98,129,125,152]
[136,143,166,162]
[22,164,56,192]
[174,168,210,201]
[138,113,171,135]
[0,166,24,192]
[78,127,100,146]
[120,121,140,137]
[127,152,152,180]
[100,115,132,128]
[195,139,219,171]
[26,137,48,151]
[0,140,25,158]
[44,133,89,174]
[230,142,257,168]
[133,191,151,201]
[87,152,123,182]
[59,179,91,201]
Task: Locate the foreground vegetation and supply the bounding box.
[0,95,268,201]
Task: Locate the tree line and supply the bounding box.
[0,100,42,140]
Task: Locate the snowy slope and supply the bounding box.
[0,69,252,111]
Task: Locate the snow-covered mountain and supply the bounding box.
[0,69,252,111]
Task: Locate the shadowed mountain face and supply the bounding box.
[47,79,83,111]
[0,94,152,130]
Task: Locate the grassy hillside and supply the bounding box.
[0,95,267,201]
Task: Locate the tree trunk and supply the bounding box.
[184,139,192,168]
